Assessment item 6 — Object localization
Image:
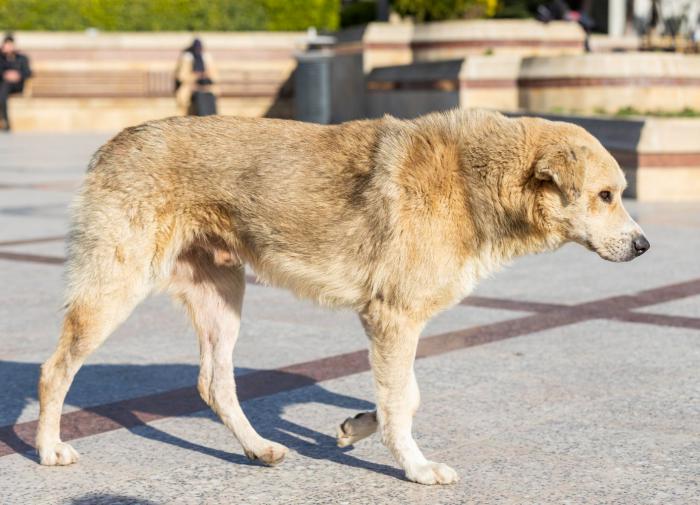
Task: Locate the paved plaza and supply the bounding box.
[0,133,699,504]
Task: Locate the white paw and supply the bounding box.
[406,461,459,485]
[38,442,80,466]
[336,424,357,448]
[244,440,288,466]
[336,412,377,447]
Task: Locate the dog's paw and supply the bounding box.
[38,442,80,466]
[336,422,356,448]
[405,461,459,485]
[336,411,378,447]
[244,441,288,466]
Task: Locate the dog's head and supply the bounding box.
[533,122,649,262]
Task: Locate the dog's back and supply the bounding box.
[68,116,396,310]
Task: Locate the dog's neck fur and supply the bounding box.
[415,111,566,266]
[379,111,569,308]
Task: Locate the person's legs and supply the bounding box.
[0,81,22,131]
[0,81,11,131]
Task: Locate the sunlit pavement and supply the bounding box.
[1,133,699,504]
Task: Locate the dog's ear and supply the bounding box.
[534,145,587,203]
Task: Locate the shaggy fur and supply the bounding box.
[36,109,648,484]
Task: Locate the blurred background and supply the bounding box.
[1,0,699,201]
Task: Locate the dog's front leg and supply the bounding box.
[360,300,458,485]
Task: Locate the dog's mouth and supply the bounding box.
[577,236,633,262]
[592,240,638,263]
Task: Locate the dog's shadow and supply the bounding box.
[0,361,402,479]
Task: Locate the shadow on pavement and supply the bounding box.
[0,361,403,480]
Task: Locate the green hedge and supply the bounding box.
[494,0,546,19]
[0,0,340,31]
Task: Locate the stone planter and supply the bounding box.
[518,53,700,115]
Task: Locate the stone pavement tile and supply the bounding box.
[629,200,700,229]
[478,320,700,399]
[0,133,107,169]
[0,171,83,185]
[0,261,65,352]
[0,215,69,240]
[456,420,699,505]
[3,312,699,504]
[0,188,75,208]
[0,451,139,505]
[0,169,84,182]
[636,294,700,318]
[0,201,70,220]
[0,384,382,505]
[0,342,564,504]
[410,318,699,398]
[282,396,698,504]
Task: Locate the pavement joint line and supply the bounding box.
[461,296,566,313]
[0,180,80,191]
[0,250,65,265]
[1,275,699,458]
[611,311,700,330]
[0,236,66,248]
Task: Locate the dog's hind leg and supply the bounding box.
[169,247,288,465]
[37,267,151,465]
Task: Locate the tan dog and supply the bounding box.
[36,109,649,485]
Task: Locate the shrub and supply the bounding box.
[392,0,498,21]
[0,0,339,31]
[341,0,377,28]
[263,0,339,31]
[493,0,546,19]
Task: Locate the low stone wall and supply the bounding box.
[335,20,585,72]
[8,97,285,132]
[365,52,700,118]
[518,53,700,115]
[365,55,520,119]
[8,31,304,131]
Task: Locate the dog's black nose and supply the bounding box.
[633,235,650,256]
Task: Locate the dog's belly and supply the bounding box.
[246,251,371,309]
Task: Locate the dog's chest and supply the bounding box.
[455,252,507,300]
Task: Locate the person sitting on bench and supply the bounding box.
[0,34,32,132]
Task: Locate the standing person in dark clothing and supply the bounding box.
[174,38,220,116]
[0,34,32,132]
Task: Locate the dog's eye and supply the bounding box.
[599,191,612,203]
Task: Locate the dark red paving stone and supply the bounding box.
[461,296,566,313]
[2,275,699,458]
[613,311,700,330]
